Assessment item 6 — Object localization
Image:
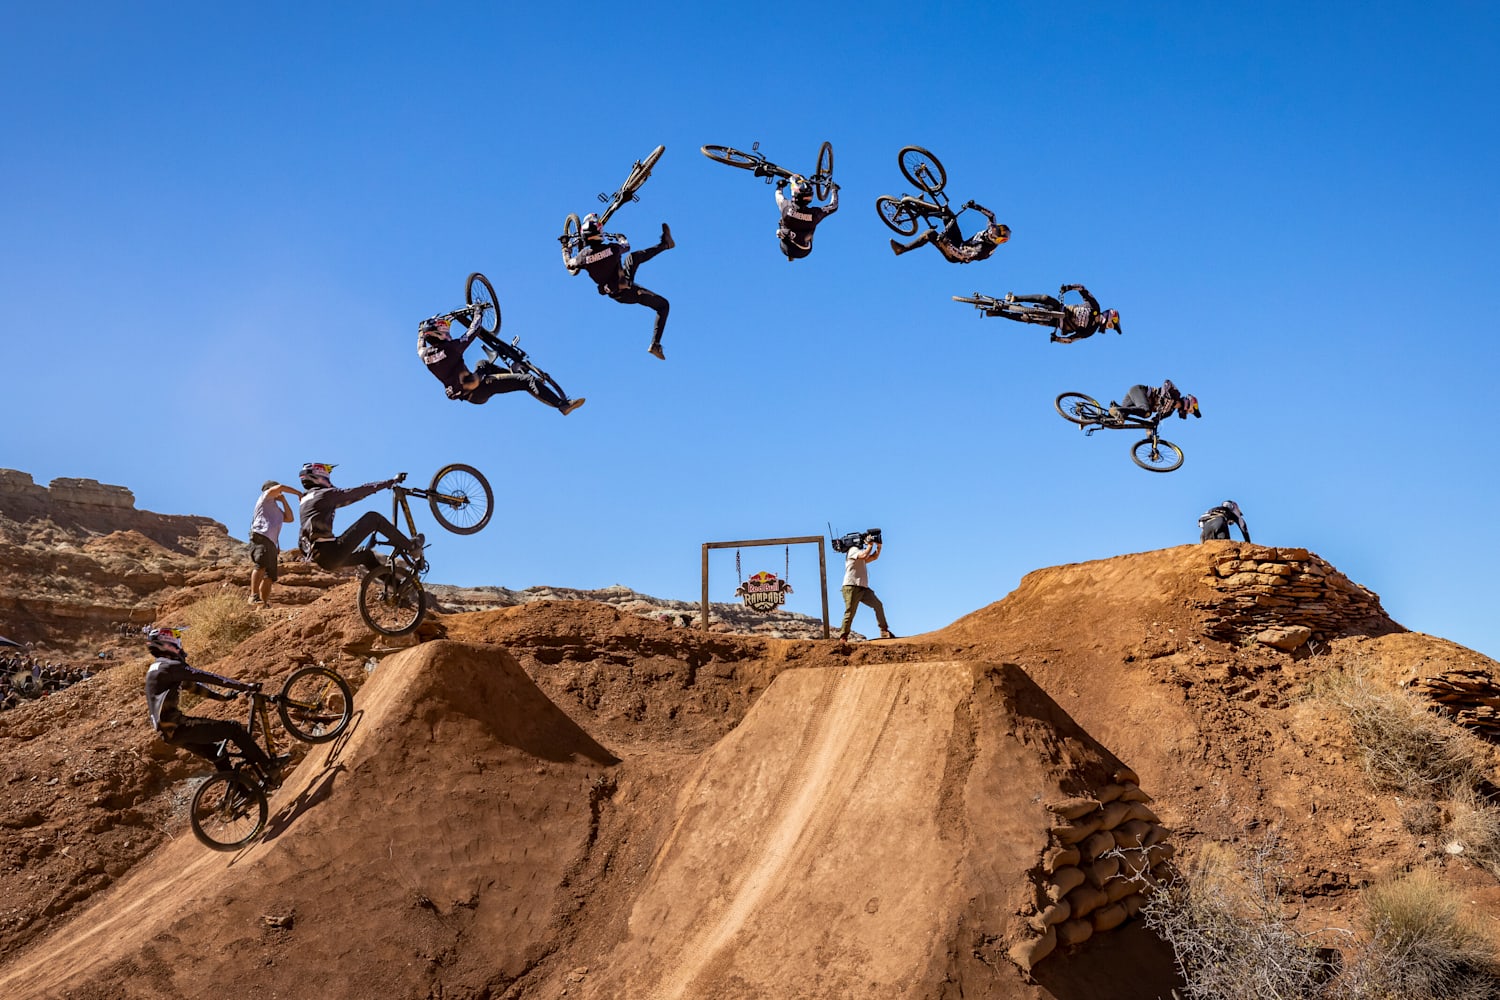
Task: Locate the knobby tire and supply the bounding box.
[427,463,493,535]
[278,667,354,744]
[1131,438,1185,473]
[876,196,919,237]
[1055,392,1105,426]
[814,141,834,200]
[898,145,946,194]
[465,272,500,336]
[190,771,268,852]
[358,568,426,637]
[700,145,760,170]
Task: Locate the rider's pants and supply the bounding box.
[310,512,412,574]
[612,240,671,344]
[468,368,565,409]
[164,716,275,772]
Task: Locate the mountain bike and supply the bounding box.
[875,145,980,237]
[356,464,495,637]
[700,140,835,199]
[453,272,575,407]
[188,666,354,851]
[1054,392,1185,473]
[560,143,665,250]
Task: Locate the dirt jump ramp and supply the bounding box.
[569,660,1178,1000]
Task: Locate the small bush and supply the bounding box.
[1314,671,1487,795]
[1346,869,1499,999]
[177,591,264,664]
[1440,785,1500,880]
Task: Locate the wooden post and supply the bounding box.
[701,535,828,638]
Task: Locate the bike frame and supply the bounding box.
[211,691,282,773]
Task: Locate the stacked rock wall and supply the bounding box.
[1196,543,1401,649]
[1009,768,1174,973]
[1409,669,1500,742]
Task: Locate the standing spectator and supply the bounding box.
[249,480,301,605]
[837,530,896,644]
[1198,500,1251,542]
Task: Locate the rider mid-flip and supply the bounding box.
[563,213,674,360]
[418,309,584,416]
[774,173,838,260]
[1108,380,1201,422]
[997,284,1121,343]
[891,199,1010,263]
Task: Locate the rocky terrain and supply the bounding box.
[1,469,1499,998]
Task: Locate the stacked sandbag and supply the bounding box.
[1008,767,1174,973]
[1193,543,1399,648]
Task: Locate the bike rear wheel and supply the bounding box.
[1055,392,1106,425]
[278,667,354,744]
[465,272,500,336]
[814,141,834,199]
[700,145,760,170]
[1132,438,1185,473]
[876,196,919,237]
[358,567,426,637]
[190,771,268,852]
[952,294,997,308]
[898,145,946,194]
[427,463,493,535]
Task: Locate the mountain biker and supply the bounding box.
[774,173,839,260]
[562,213,674,360]
[891,200,1010,263]
[1109,380,1201,422]
[417,312,584,416]
[1199,500,1250,542]
[143,626,285,781]
[297,463,420,576]
[995,284,1121,343]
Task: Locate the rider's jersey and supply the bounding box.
[418,328,479,399]
[570,240,628,295]
[1063,304,1096,334]
[145,656,253,731]
[298,482,388,556]
[776,185,839,251]
[935,233,998,264]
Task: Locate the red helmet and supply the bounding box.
[144,626,186,659]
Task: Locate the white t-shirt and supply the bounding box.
[842,546,871,588]
[249,489,289,546]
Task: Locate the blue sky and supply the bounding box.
[3,3,1497,656]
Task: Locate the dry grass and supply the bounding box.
[175,591,265,665]
[1439,785,1500,880]
[1313,670,1487,794]
[1342,869,1499,999]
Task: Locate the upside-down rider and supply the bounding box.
[143,626,287,784]
[996,284,1121,343]
[417,309,584,415]
[891,199,1010,263]
[562,213,674,360]
[1108,380,1201,423]
[297,463,422,576]
[774,173,839,260]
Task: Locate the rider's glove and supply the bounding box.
[394,472,408,484]
[775,176,787,188]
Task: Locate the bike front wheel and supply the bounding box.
[427,463,493,535]
[190,771,268,852]
[700,145,760,170]
[358,568,426,637]
[561,213,580,253]
[465,272,500,336]
[1132,438,1185,473]
[876,196,919,237]
[814,140,834,199]
[1055,392,1106,425]
[278,667,354,744]
[898,145,946,194]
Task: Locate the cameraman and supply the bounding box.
[837,530,895,644]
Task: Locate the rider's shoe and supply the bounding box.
[560,397,587,416]
[890,238,911,256]
[648,342,666,361]
[660,223,675,250]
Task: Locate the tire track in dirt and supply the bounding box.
[644,664,902,1000]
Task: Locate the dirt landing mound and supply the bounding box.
[0,640,618,1000]
[554,661,1177,1000]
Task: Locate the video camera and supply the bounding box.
[830,527,882,554]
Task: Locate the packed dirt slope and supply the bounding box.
[2,541,1499,999]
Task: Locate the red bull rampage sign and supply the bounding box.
[735,571,793,613]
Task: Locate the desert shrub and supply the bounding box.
[1438,785,1500,880]
[1141,837,1342,999]
[176,591,264,664]
[1342,869,1499,999]
[1314,671,1487,795]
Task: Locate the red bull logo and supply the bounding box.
[734,571,793,613]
